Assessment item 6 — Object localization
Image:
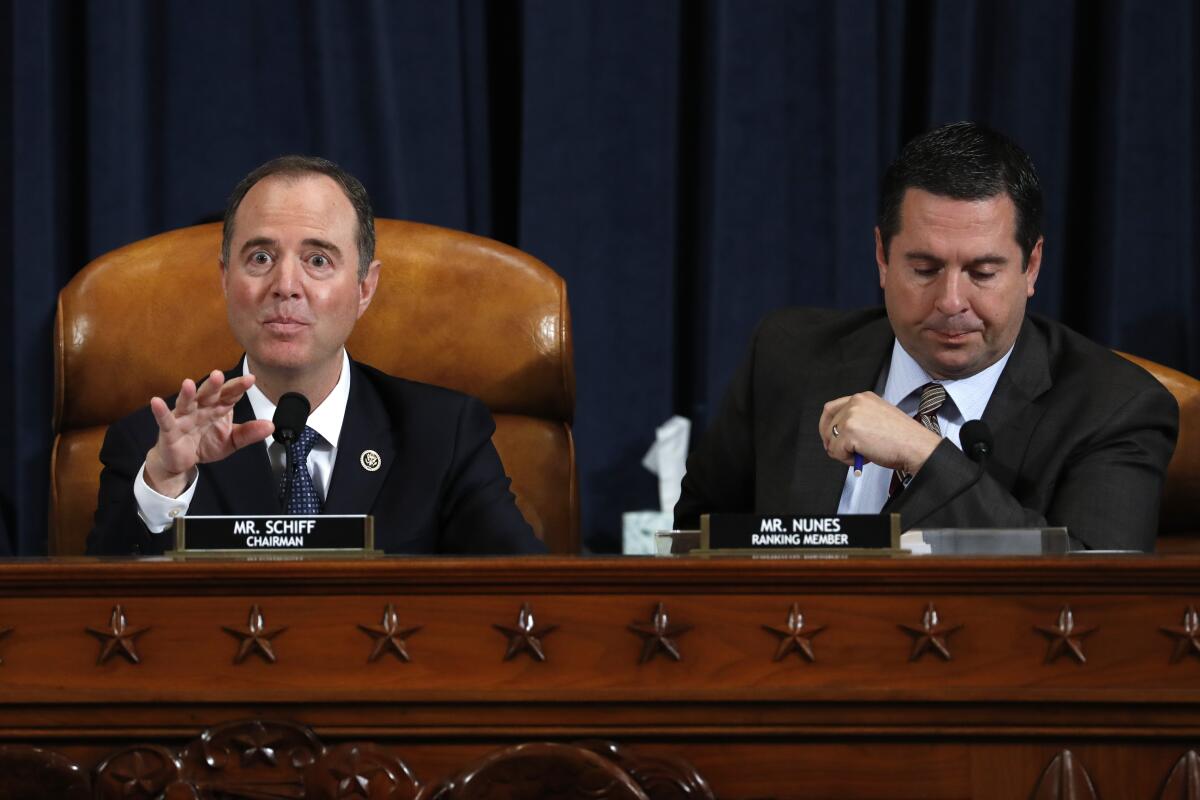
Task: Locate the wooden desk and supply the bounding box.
[0,555,1197,798]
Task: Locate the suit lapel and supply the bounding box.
[980,316,1052,472]
[790,318,894,510]
[323,363,396,515]
[201,365,282,513]
[982,317,1052,430]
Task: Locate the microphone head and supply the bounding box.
[272,392,311,444]
[960,419,993,463]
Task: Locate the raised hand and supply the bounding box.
[143,370,275,497]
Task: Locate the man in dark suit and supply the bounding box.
[675,123,1178,551]
[88,156,544,556]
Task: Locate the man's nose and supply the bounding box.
[934,270,969,315]
[270,258,303,298]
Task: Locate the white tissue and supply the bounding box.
[641,415,691,513]
[621,416,692,554]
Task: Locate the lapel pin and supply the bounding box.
[360,449,382,472]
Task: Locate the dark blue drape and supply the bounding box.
[3,0,1197,555]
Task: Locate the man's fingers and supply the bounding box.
[173,378,199,417]
[216,374,256,406]
[149,397,175,432]
[229,419,275,451]
[818,396,852,447]
[193,370,227,406]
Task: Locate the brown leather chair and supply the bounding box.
[51,220,578,555]
[1115,352,1200,551]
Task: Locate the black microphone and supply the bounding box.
[960,419,993,465]
[904,420,993,529]
[273,393,311,508]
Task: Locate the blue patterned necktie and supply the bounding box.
[282,426,323,515]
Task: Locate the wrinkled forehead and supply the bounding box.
[232,172,358,247]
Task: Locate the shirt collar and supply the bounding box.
[242,349,351,449]
[882,338,1015,422]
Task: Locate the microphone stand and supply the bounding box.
[278,432,295,510]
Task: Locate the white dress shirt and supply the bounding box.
[837,339,1013,514]
[134,350,352,533]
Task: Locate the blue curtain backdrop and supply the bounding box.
[2,0,1197,555]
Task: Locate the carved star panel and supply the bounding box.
[359,603,421,663]
[86,604,150,665]
[762,603,825,662]
[1161,606,1200,663]
[493,603,557,662]
[222,604,287,664]
[898,602,962,661]
[628,602,692,664]
[1035,605,1097,665]
[181,719,322,796]
[311,743,422,800]
[94,745,180,799]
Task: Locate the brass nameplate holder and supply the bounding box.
[171,515,376,556]
[698,513,902,556]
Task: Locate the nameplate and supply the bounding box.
[700,513,900,552]
[171,515,375,555]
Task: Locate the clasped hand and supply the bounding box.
[818,392,942,476]
[143,371,275,498]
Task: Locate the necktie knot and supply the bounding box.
[916,382,947,417]
[915,382,947,434]
[287,425,321,462]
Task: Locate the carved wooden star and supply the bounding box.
[1161,606,1200,663]
[1035,605,1097,664]
[359,604,421,662]
[330,762,384,798]
[86,605,150,665]
[222,604,287,664]
[0,627,11,665]
[899,602,962,661]
[106,750,164,794]
[628,602,693,663]
[230,723,287,767]
[493,603,558,661]
[762,603,825,662]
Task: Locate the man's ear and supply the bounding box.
[874,227,889,289]
[218,258,229,298]
[1025,237,1043,298]
[357,260,382,318]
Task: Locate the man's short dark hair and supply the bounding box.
[222,155,376,280]
[877,122,1043,269]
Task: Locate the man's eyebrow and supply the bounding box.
[239,236,277,255]
[964,254,1009,267]
[302,238,342,258]
[903,250,944,265]
[902,251,1010,267]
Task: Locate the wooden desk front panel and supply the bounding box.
[0,556,1197,798]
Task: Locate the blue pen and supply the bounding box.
[853,453,864,477]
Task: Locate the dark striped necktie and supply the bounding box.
[889,382,947,497]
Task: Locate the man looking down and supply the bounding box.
[675,122,1178,551]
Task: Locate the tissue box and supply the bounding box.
[622,511,675,555]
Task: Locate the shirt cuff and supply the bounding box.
[133,462,198,533]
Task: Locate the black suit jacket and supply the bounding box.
[87,361,546,556]
[675,308,1179,551]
